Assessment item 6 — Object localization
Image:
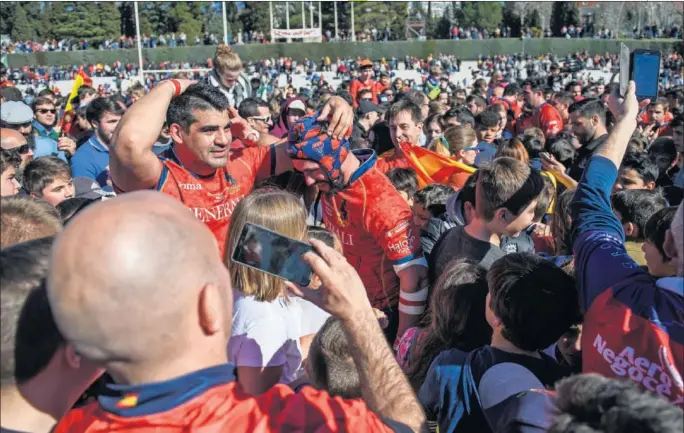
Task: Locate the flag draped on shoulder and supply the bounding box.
[397,141,476,189]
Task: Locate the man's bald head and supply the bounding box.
[47,192,232,380]
[0,129,26,150]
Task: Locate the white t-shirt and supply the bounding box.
[229,289,330,385]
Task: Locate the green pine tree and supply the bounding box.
[10,4,36,41]
[241,1,270,34]
[0,2,15,37]
[551,2,580,36]
[97,2,121,40]
[168,2,202,40]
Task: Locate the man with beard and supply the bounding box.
[567,99,609,181]
[70,97,125,187]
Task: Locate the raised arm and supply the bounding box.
[287,240,427,433]
[569,81,645,310]
[110,80,194,192]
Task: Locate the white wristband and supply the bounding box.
[398,303,426,315]
[399,286,429,303]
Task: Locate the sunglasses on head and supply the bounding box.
[37,109,57,114]
[15,143,32,155]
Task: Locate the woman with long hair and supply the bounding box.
[395,260,492,391]
[225,188,329,395]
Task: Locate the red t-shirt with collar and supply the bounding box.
[154,146,275,258]
[320,151,426,310]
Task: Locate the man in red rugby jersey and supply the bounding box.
[109,80,353,257]
[49,191,425,433]
[289,113,429,345]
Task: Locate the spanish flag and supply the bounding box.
[397,142,477,189]
[64,69,92,113]
[59,69,92,132]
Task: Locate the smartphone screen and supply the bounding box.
[631,51,660,100]
[231,222,314,286]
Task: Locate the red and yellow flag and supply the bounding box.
[396,142,477,189]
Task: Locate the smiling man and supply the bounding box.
[110,80,353,258]
[376,99,423,174]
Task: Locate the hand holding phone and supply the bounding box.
[284,239,373,322]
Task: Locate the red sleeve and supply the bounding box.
[275,386,403,432]
[231,144,275,183]
[540,105,563,138]
[365,176,425,270]
[350,80,360,107]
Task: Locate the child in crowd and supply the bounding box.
[428,157,544,282]
[614,152,659,192]
[642,207,679,278]
[22,156,75,206]
[473,110,501,166]
[420,253,581,433]
[0,148,21,197]
[386,167,418,207]
[395,260,491,391]
[411,184,455,230]
[611,189,668,266]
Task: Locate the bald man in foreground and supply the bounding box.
[50,191,426,432]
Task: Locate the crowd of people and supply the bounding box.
[1,39,683,433]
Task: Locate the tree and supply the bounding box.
[241,1,270,34]
[434,9,453,39]
[525,8,541,29]
[139,2,170,35]
[10,4,36,41]
[551,2,580,36]
[97,2,121,40]
[119,2,136,38]
[457,1,502,32]
[168,2,202,40]
[0,2,15,36]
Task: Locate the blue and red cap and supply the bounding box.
[287,113,351,185]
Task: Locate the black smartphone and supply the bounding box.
[629,49,661,101]
[231,222,314,286]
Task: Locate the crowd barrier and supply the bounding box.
[6,38,681,68]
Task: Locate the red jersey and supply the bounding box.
[376,148,410,174]
[349,78,379,107]
[320,151,426,309]
[155,146,275,257]
[532,102,564,138]
[54,364,406,432]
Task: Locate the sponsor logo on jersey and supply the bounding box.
[592,333,684,404]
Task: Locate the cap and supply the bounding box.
[73,177,116,200]
[0,101,34,124]
[288,99,306,114]
[359,59,373,69]
[358,100,385,116]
